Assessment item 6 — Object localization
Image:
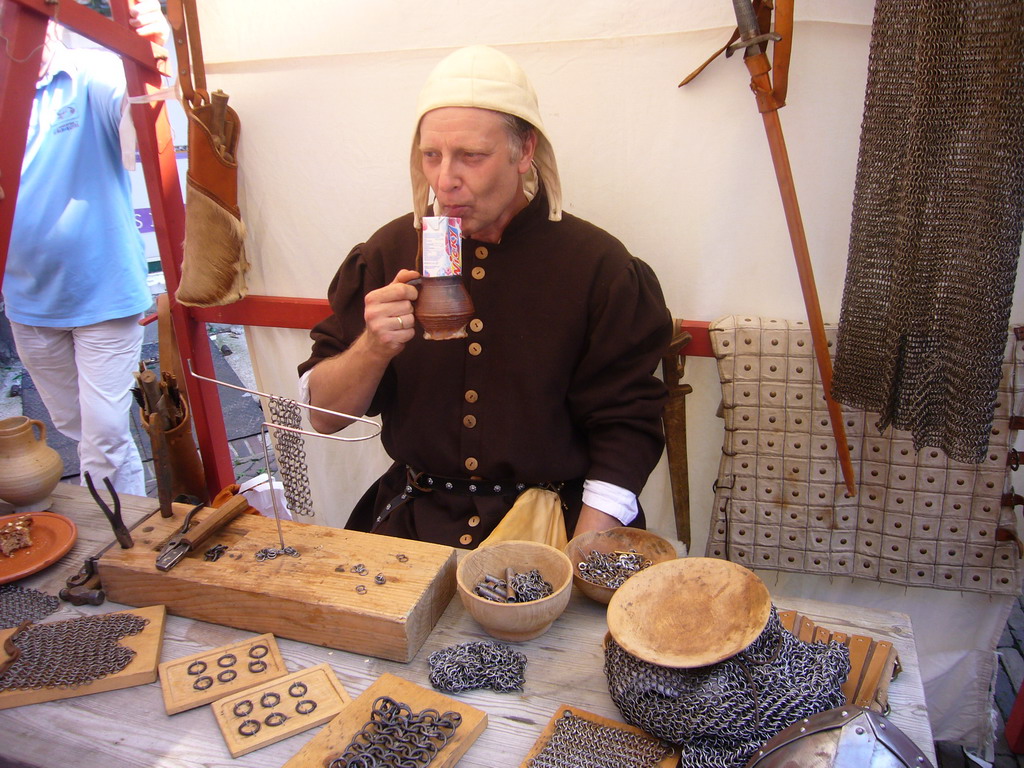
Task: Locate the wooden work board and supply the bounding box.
[778,608,900,712]
[284,672,487,768]
[0,604,165,710]
[98,502,457,662]
[520,705,680,767]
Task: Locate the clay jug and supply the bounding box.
[414,276,475,340]
[0,416,64,512]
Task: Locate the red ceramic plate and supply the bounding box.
[0,511,78,585]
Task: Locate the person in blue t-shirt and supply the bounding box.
[4,0,169,496]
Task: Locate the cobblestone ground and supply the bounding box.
[933,594,1024,767]
[989,596,1024,767]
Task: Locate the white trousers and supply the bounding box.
[10,315,146,496]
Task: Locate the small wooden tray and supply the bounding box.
[0,604,165,711]
[212,662,351,758]
[778,609,900,712]
[519,705,679,767]
[284,672,487,768]
[159,632,287,714]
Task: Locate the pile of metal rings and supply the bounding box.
[577,549,652,589]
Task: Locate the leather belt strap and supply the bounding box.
[408,469,540,497]
[372,467,558,531]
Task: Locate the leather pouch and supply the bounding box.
[168,0,248,307]
[142,397,207,502]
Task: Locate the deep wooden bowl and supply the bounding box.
[563,527,678,604]
[456,540,573,642]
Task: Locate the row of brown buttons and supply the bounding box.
[459,516,482,546]
[461,245,489,546]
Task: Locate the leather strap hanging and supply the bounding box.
[679,0,793,107]
[167,0,207,108]
[165,0,249,308]
[156,292,187,404]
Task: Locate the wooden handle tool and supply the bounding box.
[155,494,249,571]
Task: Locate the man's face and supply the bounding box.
[418,107,536,244]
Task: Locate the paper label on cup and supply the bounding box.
[422,216,462,277]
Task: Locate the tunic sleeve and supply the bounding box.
[297,244,372,377]
[297,244,398,416]
[568,256,672,494]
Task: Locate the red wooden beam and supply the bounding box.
[190,295,333,330]
[678,319,713,358]
[7,0,168,74]
[188,294,716,358]
[0,1,47,281]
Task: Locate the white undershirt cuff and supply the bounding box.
[582,479,639,525]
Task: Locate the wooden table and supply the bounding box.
[0,483,935,767]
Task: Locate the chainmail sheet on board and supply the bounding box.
[830,0,1024,464]
[707,316,1022,595]
[0,612,149,690]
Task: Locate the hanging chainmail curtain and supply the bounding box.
[831,0,1024,464]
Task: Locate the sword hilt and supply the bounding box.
[728,0,781,58]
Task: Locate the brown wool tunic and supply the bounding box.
[299,192,672,547]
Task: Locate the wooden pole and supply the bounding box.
[742,50,857,497]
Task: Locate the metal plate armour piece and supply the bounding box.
[744,706,934,768]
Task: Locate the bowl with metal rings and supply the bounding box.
[455,539,573,642]
[563,527,678,604]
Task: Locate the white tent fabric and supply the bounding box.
[190,1,1024,754]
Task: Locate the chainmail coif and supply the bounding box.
[830,0,1024,464]
[604,607,850,768]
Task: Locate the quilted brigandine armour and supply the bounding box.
[707,316,1022,595]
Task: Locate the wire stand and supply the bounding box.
[186,360,381,554]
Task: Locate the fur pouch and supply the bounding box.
[175,98,249,307]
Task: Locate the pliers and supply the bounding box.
[156,496,247,572]
[84,471,133,549]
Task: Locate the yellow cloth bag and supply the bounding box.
[479,488,568,549]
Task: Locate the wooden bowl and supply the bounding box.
[563,527,677,604]
[607,557,771,668]
[456,540,573,642]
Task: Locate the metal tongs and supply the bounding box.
[84,471,133,549]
